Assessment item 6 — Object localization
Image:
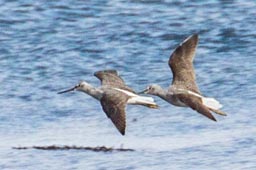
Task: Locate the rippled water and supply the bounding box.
[0,0,256,169]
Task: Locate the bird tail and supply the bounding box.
[202,97,227,116]
[128,96,159,109]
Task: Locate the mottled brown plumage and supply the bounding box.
[168,34,216,120]
[59,70,158,135]
[94,70,135,93]
[169,34,200,94]
[176,93,217,121]
[100,88,129,135]
[142,34,226,121]
[94,70,136,135]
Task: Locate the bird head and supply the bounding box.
[139,84,162,95]
[58,81,91,94]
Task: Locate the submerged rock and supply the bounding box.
[13,145,134,152]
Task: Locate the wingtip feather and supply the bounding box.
[121,130,125,135]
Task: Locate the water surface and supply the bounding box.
[0,0,255,169]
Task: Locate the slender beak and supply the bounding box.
[57,86,77,94]
[137,88,149,94]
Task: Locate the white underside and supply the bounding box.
[177,88,223,110]
[113,88,156,105]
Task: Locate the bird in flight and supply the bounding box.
[58,70,158,135]
[140,34,226,121]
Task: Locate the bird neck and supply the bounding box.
[155,86,168,100]
[80,84,103,100]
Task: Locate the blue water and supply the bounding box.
[0,0,256,169]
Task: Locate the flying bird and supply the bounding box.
[58,70,158,135]
[140,34,226,121]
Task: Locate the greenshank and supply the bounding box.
[58,70,158,135]
[140,34,226,121]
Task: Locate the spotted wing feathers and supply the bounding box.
[94,70,135,93]
[169,34,200,94]
[178,93,217,121]
[100,89,129,135]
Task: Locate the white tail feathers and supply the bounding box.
[202,97,223,110]
[128,96,158,108]
[112,88,158,108]
[128,96,154,104]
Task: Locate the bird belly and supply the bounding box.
[167,95,187,107]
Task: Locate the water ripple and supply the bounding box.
[0,0,256,169]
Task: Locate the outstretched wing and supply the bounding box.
[94,70,135,93]
[177,93,216,121]
[169,34,200,94]
[100,88,129,135]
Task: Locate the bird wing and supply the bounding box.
[100,88,129,135]
[177,93,216,121]
[168,34,200,94]
[94,70,135,93]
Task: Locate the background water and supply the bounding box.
[0,0,255,169]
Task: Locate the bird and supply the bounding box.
[139,34,226,121]
[58,70,158,135]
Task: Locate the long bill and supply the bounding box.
[57,86,77,94]
[137,89,149,94]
